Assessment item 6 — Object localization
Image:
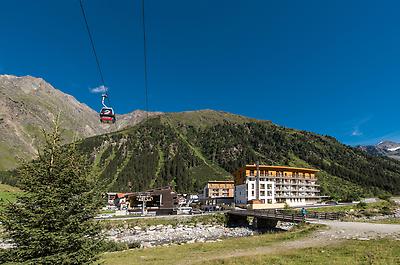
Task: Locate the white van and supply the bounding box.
[177,207,192,215]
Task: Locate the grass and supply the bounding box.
[0,183,21,204]
[163,110,256,129]
[100,213,227,229]
[208,239,400,265]
[307,204,358,213]
[99,209,116,215]
[307,201,394,213]
[100,223,322,265]
[341,217,400,225]
[0,143,19,171]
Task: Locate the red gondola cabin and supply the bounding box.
[100,107,116,123]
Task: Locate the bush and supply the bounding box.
[99,241,129,252]
[356,202,367,209]
[378,194,392,201]
[379,206,393,215]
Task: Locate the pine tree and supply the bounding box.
[0,119,104,264]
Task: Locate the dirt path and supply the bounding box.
[186,220,400,264]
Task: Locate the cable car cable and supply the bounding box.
[79,0,116,124]
[79,0,107,89]
[141,0,149,117]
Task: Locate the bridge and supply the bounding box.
[226,209,343,229]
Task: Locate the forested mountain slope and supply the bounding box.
[78,110,400,200]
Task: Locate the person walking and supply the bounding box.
[301,207,307,220]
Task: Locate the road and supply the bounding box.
[95,211,226,221]
[183,220,400,265]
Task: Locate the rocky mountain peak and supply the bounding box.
[358,140,400,160]
[0,74,161,170]
[376,141,400,151]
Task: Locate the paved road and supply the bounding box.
[183,220,400,265]
[96,211,226,221]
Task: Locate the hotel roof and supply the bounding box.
[207,180,235,183]
[239,164,320,173]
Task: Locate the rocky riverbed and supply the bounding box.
[0,221,298,250]
[105,221,298,248]
[344,207,400,222]
[105,224,256,248]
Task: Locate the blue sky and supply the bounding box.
[1,0,399,145]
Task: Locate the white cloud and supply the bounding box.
[351,128,363,136]
[349,116,372,137]
[89,85,108,94]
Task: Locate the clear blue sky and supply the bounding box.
[1,0,399,145]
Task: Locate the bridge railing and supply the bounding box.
[229,209,343,221]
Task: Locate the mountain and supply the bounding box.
[358,141,400,161]
[0,74,159,170]
[77,110,400,200]
[2,75,400,200]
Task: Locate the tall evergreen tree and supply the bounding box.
[0,119,103,264]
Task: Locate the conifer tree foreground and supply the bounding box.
[0,120,104,264]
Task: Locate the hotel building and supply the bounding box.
[203,180,235,199]
[233,164,321,207]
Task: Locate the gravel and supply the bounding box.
[105,224,256,248]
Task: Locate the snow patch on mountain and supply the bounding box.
[387,146,400,152]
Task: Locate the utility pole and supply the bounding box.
[256,161,260,201]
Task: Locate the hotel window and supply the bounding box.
[251,183,255,189]
[251,190,255,196]
[250,170,254,176]
[260,191,265,196]
[267,199,272,204]
[260,184,265,189]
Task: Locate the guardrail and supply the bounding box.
[228,209,343,222]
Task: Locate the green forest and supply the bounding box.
[1,110,399,200]
[73,111,400,200]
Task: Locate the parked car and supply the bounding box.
[177,207,192,215]
[191,209,204,215]
[98,214,113,219]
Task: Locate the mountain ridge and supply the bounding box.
[0,74,160,170]
[1,75,400,200]
[77,111,400,200]
[357,141,400,161]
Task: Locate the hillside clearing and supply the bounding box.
[0,183,21,204]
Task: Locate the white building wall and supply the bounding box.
[238,179,275,204]
[234,172,321,207]
[234,184,247,204]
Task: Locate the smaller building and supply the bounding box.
[203,180,235,198]
[201,180,235,211]
[127,186,179,215]
[106,192,117,207]
[106,192,127,210]
[115,193,128,210]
